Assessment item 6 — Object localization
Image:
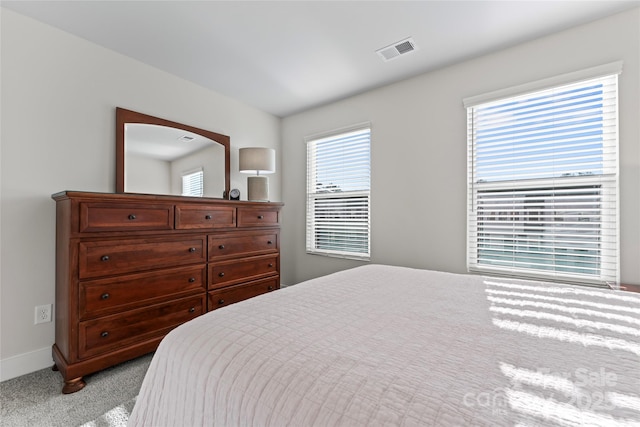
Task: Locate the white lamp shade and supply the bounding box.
[239,147,275,174]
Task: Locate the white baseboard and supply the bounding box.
[0,346,53,382]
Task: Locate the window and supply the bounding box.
[306,126,371,260]
[465,65,620,286]
[182,169,203,197]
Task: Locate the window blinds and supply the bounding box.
[182,169,204,197]
[467,74,619,286]
[306,127,371,260]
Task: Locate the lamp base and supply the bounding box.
[247,176,269,201]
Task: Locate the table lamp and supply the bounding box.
[239,147,275,201]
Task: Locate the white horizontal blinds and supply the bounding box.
[467,74,618,286]
[182,169,203,197]
[306,127,371,260]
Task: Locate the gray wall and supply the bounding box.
[280,8,640,287]
[0,8,281,380]
[2,5,638,381]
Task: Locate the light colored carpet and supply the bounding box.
[0,353,152,427]
[79,397,137,427]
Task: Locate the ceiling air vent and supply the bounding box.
[376,37,418,62]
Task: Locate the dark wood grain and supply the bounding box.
[619,283,640,293]
[209,254,279,289]
[175,204,236,229]
[52,191,282,393]
[79,265,207,320]
[208,231,278,261]
[78,295,205,359]
[115,107,231,198]
[208,277,279,311]
[80,202,174,232]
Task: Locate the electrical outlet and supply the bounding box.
[35,304,53,324]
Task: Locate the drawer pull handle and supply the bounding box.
[218,272,225,277]
[218,245,225,250]
[128,214,136,220]
[257,215,264,219]
[189,247,197,253]
[189,307,196,313]
[101,293,110,300]
[188,277,196,283]
[100,331,109,338]
[218,299,225,305]
[205,215,212,220]
[100,255,110,262]
[268,263,274,268]
[268,286,273,291]
[267,240,273,245]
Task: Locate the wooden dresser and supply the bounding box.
[52,191,282,393]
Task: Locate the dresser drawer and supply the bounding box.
[79,202,174,232]
[175,205,236,229]
[237,207,279,227]
[78,236,206,279]
[209,254,278,289]
[209,232,278,260]
[79,265,207,319]
[78,295,205,359]
[208,277,279,311]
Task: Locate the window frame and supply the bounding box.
[181,168,204,197]
[305,124,371,261]
[464,63,621,286]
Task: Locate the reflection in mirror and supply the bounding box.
[125,124,225,197]
[116,108,231,198]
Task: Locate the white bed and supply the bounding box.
[128,264,640,426]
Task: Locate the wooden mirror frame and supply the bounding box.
[116,107,231,198]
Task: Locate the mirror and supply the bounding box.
[116,107,230,198]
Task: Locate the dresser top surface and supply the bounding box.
[52,191,283,208]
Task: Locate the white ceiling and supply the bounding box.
[2,1,639,117]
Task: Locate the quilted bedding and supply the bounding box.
[128,265,640,426]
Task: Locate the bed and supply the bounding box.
[128,264,640,426]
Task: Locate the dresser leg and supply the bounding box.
[62,377,86,394]
[52,364,59,371]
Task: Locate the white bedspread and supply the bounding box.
[129,265,640,426]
